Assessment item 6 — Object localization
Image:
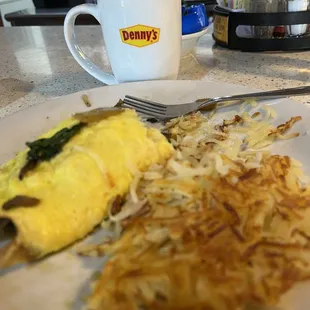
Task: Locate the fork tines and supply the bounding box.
[123,96,167,118]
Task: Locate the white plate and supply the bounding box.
[181,27,208,56]
[0,80,310,310]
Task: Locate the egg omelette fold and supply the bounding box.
[0,109,173,268]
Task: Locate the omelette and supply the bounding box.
[0,109,173,268]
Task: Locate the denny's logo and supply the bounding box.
[119,24,160,48]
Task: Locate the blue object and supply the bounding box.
[182,4,208,35]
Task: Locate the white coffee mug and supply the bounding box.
[64,0,181,85]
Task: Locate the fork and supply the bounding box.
[122,85,310,120]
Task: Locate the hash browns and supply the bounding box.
[86,107,310,310]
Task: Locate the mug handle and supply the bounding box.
[64,4,118,85]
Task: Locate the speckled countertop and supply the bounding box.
[0,26,309,118]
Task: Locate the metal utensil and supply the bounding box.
[122,85,310,120]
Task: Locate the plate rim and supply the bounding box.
[2,79,309,123]
[0,79,276,122]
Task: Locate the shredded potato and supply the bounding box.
[85,104,309,310]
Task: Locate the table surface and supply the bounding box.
[0,26,309,118]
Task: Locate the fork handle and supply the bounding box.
[200,86,310,106]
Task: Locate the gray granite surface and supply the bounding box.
[0,26,309,118]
